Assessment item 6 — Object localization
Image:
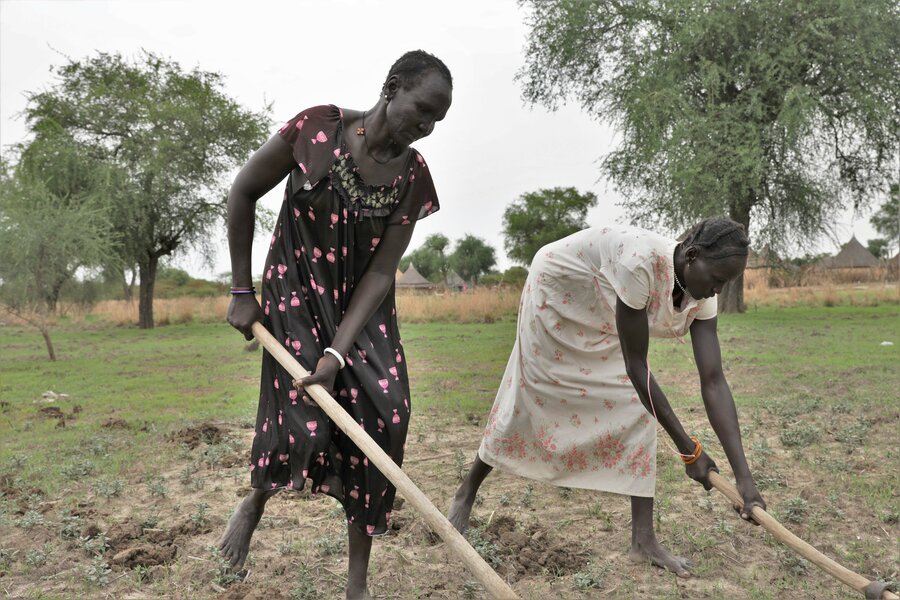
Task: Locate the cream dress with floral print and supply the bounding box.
[479,226,716,497]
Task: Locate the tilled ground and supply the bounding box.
[1,402,898,599]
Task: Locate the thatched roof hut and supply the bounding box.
[819,236,880,268]
[445,270,467,291]
[396,264,433,288]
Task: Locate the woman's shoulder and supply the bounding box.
[277,104,342,136]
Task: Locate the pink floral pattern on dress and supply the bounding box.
[593,432,626,468]
[250,105,440,538]
[562,445,588,472]
[533,425,557,462]
[627,445,653,478]
[478,225,714,497]
[499,433,528,459]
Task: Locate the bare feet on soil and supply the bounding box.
[447,489,475,534]
[218,493,267,570]
[628,539,692,578]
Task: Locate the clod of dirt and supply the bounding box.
[169,422,225,449]
[38,406,64,419]
[107,521,144,549]
[111,543,177,568]
[101,418,129,429]
[0,474,43,503]
[171,517,213,537]
[406,519,441,545]
[82,524,102,538]
[483,515,589,579]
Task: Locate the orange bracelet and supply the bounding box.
[681,436,703,465]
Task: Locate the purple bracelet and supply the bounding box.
[230,287,256,295]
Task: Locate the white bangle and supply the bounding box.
[323,347,346,369]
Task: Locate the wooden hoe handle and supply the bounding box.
[708,471,898,600]
[251,323,519,599]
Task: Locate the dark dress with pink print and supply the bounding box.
[250,104,438,536]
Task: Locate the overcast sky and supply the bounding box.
[0,0,880,279]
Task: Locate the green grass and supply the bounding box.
[637,304,899,410]
[1,323,260,497]
[0,303,898,598]
[1,305,897,496]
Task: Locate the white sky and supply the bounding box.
[0,0,880,279]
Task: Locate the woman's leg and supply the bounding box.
[448,455,494,533]
[628,495,692,577]
[219,488,280,569]
[346,524,374,599]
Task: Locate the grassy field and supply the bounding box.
[0,304,898,598]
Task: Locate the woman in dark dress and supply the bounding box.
[220,50,452,599]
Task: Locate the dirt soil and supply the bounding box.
[1,409,897,599]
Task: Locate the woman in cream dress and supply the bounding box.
[449,217,766,577]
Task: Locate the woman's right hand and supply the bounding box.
[685,451,719,491]
[226,294,264,340]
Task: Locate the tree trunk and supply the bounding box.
[122,268,136,303]
[138,256,158,329]
[39,324,57,361]
[719,272,745,313]
[722,202,752,313]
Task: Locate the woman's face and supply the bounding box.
[684,250,747,299]
[384,71,452,147]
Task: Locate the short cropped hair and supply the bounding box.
[385,50,453,91]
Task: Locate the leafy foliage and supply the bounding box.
[501,187,597,265]
[869,190,898,256]
[0,156,114,359]
[400,234,497,284]
[518,0,900,310]
[22,50,271,327]
[449,234,496,284]
[399,233,451,282]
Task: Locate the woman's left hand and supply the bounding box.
[685,451,719,490]
[293,355,340,406]
[735,480,766,525]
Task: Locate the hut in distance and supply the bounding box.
[818,236,879,269]
[445,269,468,292]
[396,264,433,289]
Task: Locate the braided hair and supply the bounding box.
[384,50,453,91]
[682,217,750,259]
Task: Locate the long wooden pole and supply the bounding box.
[251,323,518,599]
[708,471,898,600]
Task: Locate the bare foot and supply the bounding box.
[219,492,268,569]
[448,489,475,534]
[628,540,692,578]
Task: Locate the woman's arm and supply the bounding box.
[615,298,719,487]
[690,316,766,521]
[226,134,297,340]
[297,222,416,393]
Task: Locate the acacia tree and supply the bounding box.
[449,234,496,284]
[23,51,271,327]
[518,0,900,311]
[0,160,113,360]
[502,187,598,265]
